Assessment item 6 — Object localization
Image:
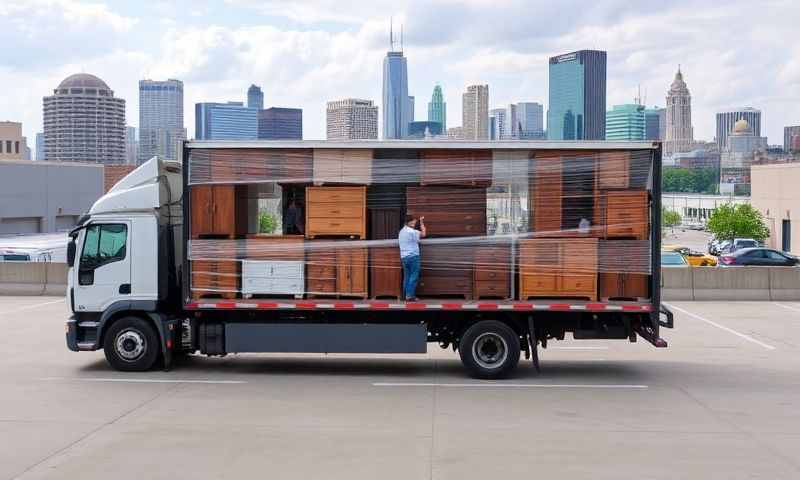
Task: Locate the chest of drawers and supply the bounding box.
[306,242,368,298]
[518,238,598,301]
[242,260,305,297]
[603,190,649,240]
[417,243,474,299]
[305,186,367,239]
[370,245,402,299]
[473,244,511,299]
[406,187,487,237]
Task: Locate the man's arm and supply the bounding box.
[419,216,427,238]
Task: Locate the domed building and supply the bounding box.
[42,73,126,164]
[720,118,768,195]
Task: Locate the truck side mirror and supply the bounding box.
[67,238,76,267]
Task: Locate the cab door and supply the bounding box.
[74,223,131,312]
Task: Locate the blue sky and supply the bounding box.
[2,0,799,145]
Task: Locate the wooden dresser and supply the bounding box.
[518,238,598,300]
[598,240,650,300]
[419,150,492,187]
[473,243,511,299]
[603,190,649,240]
[190,185,248,238]
[305,186,367,239]
[306,242,368,298]
[406,187,486,237]
[530,154,600,236]
[190,241,239,299]
[312,149,372,185]
[417,243,474,299]
[240,236,306,298]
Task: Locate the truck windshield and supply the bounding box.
[80,224,127,269]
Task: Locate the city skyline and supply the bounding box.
[3,1,799,144]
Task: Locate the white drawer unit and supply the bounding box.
[241,260,305,297]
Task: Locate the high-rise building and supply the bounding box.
[657,108,666,141]
[35,132,44,161]
[257,108,302,140]
[326,98,378,140]
[785,126,800,152]
[447,126,465,139]
[463,84,489,140]
[547,50,607,140]
[720,119,767,194]
[645,107,665,141]
[195,102,258,140]
[21,137,31,160]
[664,67,694,156]
[489,108,507,140]
[382,26,412,139]
[516,102,545,139]
[716,108,761,151]
[0,121,25,160]
[138,79,185,163]
[43,73,126,164]
[427,85,446,132]
[125,126,137,165]
[247,84,264,110]
[606,104,646,141]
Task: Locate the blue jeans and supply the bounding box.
[401,254,420,300]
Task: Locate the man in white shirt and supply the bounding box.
[398,214,426,301]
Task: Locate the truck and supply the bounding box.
[66,140,673,379]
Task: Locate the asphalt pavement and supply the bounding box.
[2,296,800,479]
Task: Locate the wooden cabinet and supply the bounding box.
[598,152,630,189]
[191,259,239,299]
[305,186,367,239]
[530,154,600,236]
[599,273,649,300]
[419,150,492,187]
[242,260,304,297]
[530,156,562,233]
[369,208,403,240]
[519,238,598,300]
[370,246,401,299]
[306,242,367,298]
[604,190,649,239]
[598,239,650,300]
[312,149,372,185]
[473,244,511,299]
[190,185,248,238]
[417,243,473,299]
[372,149,419,185]
[406,187,486,237]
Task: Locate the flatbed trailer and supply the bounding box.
[66,140,673,378]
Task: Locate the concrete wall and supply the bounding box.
[0,262,67,295]
[0,160,103,234]
[662,267,800,301]
[751,163,800,254]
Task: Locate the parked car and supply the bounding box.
[663,245,718,266]
[718,248,800,267]
[719,238,760,254]
[661,251,689,267]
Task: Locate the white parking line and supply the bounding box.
[40,377,246,384]
[775,303,800,314]
[550,346,610,350]
[373,382,647,389]
[664,303,776,351]
[1,298,64,314]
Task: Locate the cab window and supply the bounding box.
[80,224,127,269]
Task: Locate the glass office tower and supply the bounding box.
[382,51,411,139]
[547,50,606,140]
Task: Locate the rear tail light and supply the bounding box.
[720,255,735,265]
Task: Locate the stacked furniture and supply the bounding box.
[190,241,239,299]
[240,236,305,298]
[473,241,511,299]
[305,186,367,239]
[518,238,598,301]
[306,242,367,298]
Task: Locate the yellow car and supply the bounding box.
[662,245,718,267]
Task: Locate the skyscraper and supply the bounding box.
[785,126,800,152]
[326,98,378,140]
[644,107,665,141]
[547,50,607,140]
[427,85,446,132]
[462,84,489,140]
[489,108,507,140]
[258,108,302,140]
[195,102,258,140]
[606,104,646,140]
[43,73,126,164]
[138,79,185,163]
[664,67,694,156]
[35,132,44,161]
[382,28,411,139]
[125,126,137,165]
[248,84,264,110]
[716,108,761,151]
[516,102,544,139]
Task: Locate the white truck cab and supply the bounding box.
[66,158,184,370]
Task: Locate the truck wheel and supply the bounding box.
[459,320,521,379]
[103,316,160,372]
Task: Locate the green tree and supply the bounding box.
[258,212,276,234]
[663,167,719,194]
[662,207,682,235]
[706,203,769,241]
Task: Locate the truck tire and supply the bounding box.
[459,320,521,379]
[103,316,160,372]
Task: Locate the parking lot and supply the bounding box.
[2,296,800,479]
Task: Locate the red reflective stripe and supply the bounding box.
[370,302,390,309]
[477,303,499,310]
[585,303,607,311]
[549,304,571,311]
[622,304,647,311]
[217,302,236,309]
[513,303,534,310]
[185,302,198,309]
[405,302,426,310]
[295,302,317,309]
[257,302,279,309]
[334,302,354,309]
[442,303,463,310]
